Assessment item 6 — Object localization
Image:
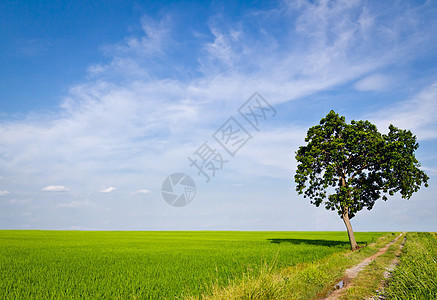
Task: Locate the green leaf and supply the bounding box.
[294,110,429,219]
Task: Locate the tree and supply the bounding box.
[295,110,429,250]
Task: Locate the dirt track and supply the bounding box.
[325,233,404,299]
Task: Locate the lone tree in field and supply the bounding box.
[295,110,429,250]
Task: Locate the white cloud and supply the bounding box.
[136,189,152,194]
[229,126,307,179]
[69,226,89,230]
[0,190,10,196]
[200,26,237,72]
[41,185,69,192]
[354,74,392,91]
[0,4,429,192]
[57,199,96,208]
[0,2,428,189]
[8,199,30,204]
[367,82,437,140]
[100,186,116,193]
[0,1,436,230]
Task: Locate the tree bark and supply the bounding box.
[342,206,358,250]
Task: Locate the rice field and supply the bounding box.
[0,230,386,299]
[384,232,437,299]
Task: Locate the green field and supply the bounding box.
[384,232,437,299]
[0,231,386,299]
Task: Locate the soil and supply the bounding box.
[324,233,404,300]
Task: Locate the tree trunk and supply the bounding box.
[342,206,358,250]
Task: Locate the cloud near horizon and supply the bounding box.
[0,190,10,196]
[41,186,69,192]
[136,189,151,194]
[100,187,117,193]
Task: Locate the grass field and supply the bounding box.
[0,230,386,299]
[384,232,437,299]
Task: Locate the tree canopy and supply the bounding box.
[295,110,429,249]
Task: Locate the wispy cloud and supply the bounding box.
[90,15,174,79]
[8,199,30,204]
[1,2,434,190]
[1,1,436,230]
[100,187,116,193]
[368,82,437,140]
[0,2,433,193]
[135,189,151,194]
[57,199,96,208]
[0,190,10,196]
[354,74,393,92]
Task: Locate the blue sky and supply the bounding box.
[1,0,436,231]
